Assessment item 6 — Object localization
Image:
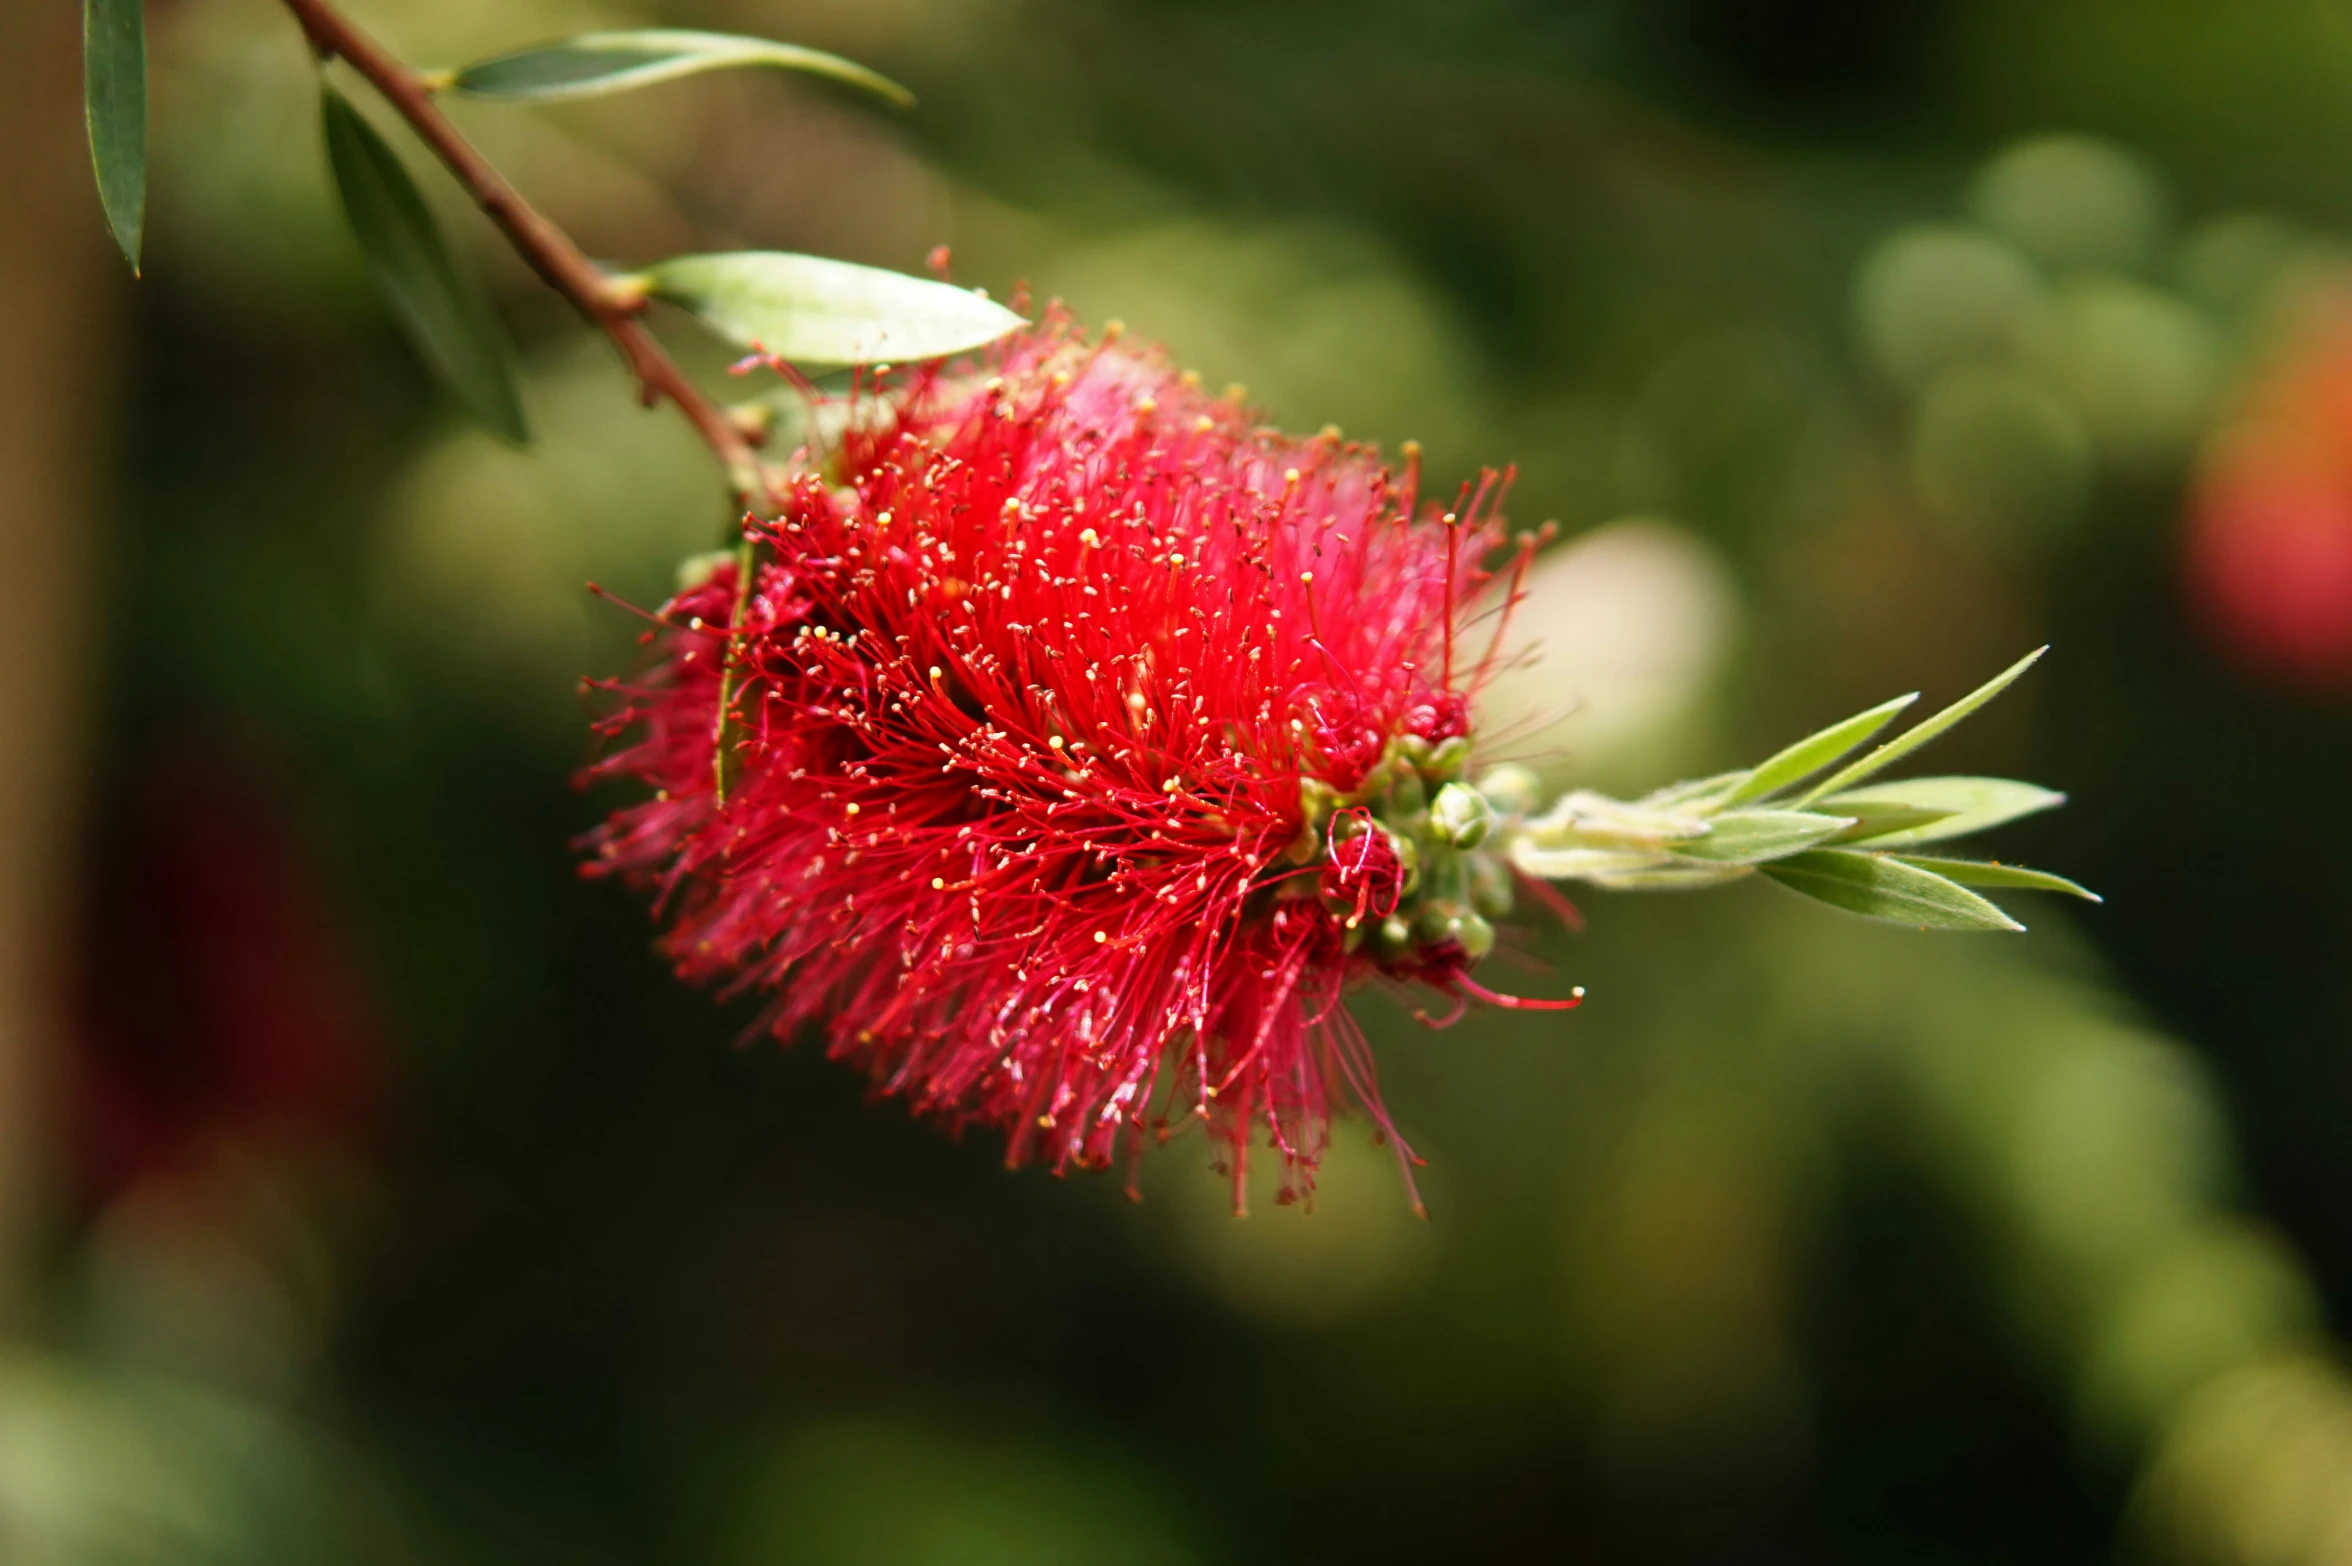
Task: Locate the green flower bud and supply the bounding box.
[1474,763,1542,817]
[1451,909,1496,961]
[1426,735,1472,780]
[1468,851,1514,918]
[1415,903,1494,961]
[1430,781,1494,848]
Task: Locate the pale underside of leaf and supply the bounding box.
[641,252,1025,366]
[1675,809,1855,864]
[1760,849,2025,931]
[321,83,529,443]
[1818,776,2066,848]
[84,0,147,271]
[1825,802,1955,843]
[1508,844,1670,882]
[449,29,911,107]
[1585,863,1755,892]
[1891,854,2101,902]
[1797,646,2048,806]
[1723,691,1918,806]
[1640,770,1752,811]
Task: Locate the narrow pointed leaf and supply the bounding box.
[1676,809,1855,864]
[1641,770,1753,810]
[1892,855,2101,902]
[84,0,146,271]
[1585,863,1755,891]
[1509,844,1671,882]
[1760,849,2024,931]
[1722,692,1918,805]
[449,29,911,107]
[1825,802,1956,843]
[1797,647,2048,806]
[321,85,529,443]
[640,252,1023,366]
[1818,776,2066,848]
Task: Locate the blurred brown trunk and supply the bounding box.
[0,1,115,1322]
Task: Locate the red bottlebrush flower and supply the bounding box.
[582,312,1546,1210]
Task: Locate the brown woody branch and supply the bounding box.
[277,0,771,509]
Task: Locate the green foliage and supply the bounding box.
[1823,801,1957,843]
[1891,854,2102,901]
[1797,646,2049,805]
[637,252,1025,366]
[1719,691,1917,805]
[319,83,528,444]
[1672,809,1855,864]
[1818,777,2067,848]
[446,29,911,108]
[1503,651,2088,928]
[1760,849,2026,931]
[82,0,146,271]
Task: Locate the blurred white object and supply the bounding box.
[1471,518,1740,790]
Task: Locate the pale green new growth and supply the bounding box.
[1817,777,2064,848]
[1720,692,1916,805]
[1796,646,2048,805]
[1672,810,1855,864]
[1493,649,2089,931]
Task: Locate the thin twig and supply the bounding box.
[277,0,771,509]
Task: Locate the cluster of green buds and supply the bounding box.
[1288,734,1525,969]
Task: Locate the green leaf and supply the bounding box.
[1640,770,1752,810]
[1817,776,2065,848]
[640,252,1024,366]
[1508,844,1671,881]
[1824,802,1956,843]
[1760,849,2025,932]
[84,0,146,272]
[1797,646,2048,806]
[321,84,529,444]
[1584,863,1754,891]
[1675,809,1856,864]
[1892,854,2101,902]
[1722,692,1918,806]
[448,29,911,108]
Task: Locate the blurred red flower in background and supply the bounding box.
[2187,295,2352,687]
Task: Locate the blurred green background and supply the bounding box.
[9,0,2352,1559]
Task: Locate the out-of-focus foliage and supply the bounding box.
[30,0,2352,1561]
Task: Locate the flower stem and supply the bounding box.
[274,0,772,511]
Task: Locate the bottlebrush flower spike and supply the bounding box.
[581,310,2082,1213]
[581,311,1548,1212]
